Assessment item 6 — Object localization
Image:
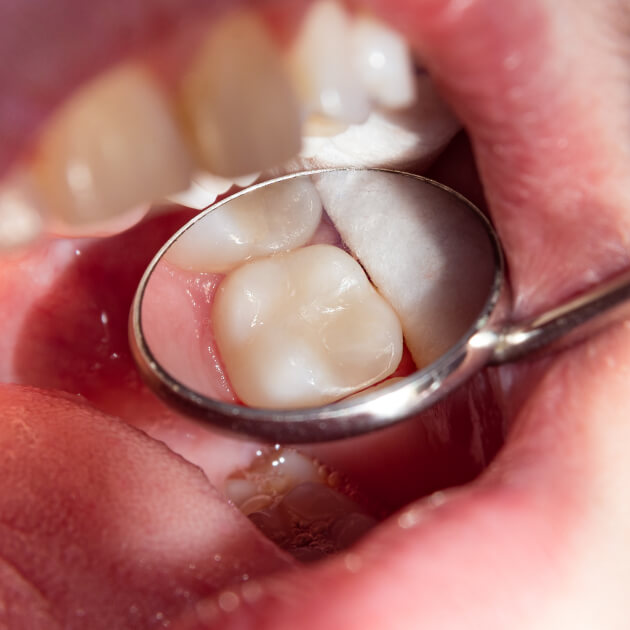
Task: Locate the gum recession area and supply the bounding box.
[3,2,630,630]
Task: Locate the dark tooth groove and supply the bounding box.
[248,481,375,563]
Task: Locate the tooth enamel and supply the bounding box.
[286,77,460,170]
[33,64,193,226]
[213,244,403,409]
[167,171,260,210]
[302,114,349,138]
[164,177,322,273]
[351,15,416,109]
[0,169,44,251]
[289,1,371,125]
[314,171,496,366]
[178,11,301,178]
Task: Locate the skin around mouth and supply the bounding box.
[3,1,630,629]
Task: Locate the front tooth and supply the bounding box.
[33,63,193,226]
[351,15,416,109]
[164,177,322,273]
[178,11,301,178]
[0,168,44,251]
[289,1,371,124]
[213,244,403,409]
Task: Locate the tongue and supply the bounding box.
[0,384,291,629]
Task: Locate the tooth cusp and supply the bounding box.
[213,244,403,409]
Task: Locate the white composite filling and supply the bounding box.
[212,244,403,409]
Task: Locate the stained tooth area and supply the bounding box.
[165,178,322,273]
[351,15,416,109]
[225,448,376,562]
[178,11,301,177]
[33,63,193,226]
[289,1,371,125]
[213,244,403,409]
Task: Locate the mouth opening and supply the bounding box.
[2,1,569,627]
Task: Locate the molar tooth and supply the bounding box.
[213,244,403,409]
[289,1,371,125]
[314,171,495,365]
[0,168,44,251]
[33,63,193,226]
[165,177,322,273]
[279,482,361,522]
[330,512,376,547]
[351,15,416,109]
[178,11,301,178]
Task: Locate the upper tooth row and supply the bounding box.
[0,2,417,248]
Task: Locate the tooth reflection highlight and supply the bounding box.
[0,169,44,251]
[351,15,416,109]
[179,11,301,177]
[289,1,370,124]
[213,244,403,409]
[34,64,193,226]
[165,178,322,273]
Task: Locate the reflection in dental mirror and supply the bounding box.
[138,169,496,419]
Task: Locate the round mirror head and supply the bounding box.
[131,168,503,442]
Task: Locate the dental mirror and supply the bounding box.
[130,168,630,443]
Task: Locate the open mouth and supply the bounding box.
[2,0,630,628]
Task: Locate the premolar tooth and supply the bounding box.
[178,11,301,177]
[165,177,322,273]
[33,63,193,226]
[0,168,44,251]
[213,244,403,409]
[289,1,371,124]
[351,15,416,109]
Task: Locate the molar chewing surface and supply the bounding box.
[225,447,377,562]
[213,243,403,409]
